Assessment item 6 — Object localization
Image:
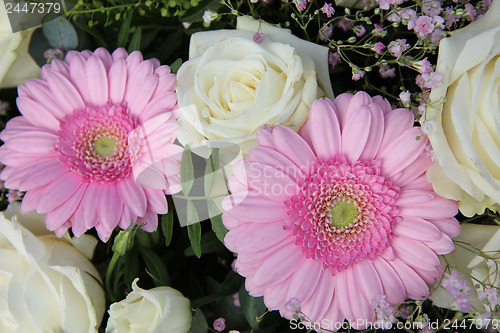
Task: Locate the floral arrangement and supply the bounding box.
[0,0,499,331]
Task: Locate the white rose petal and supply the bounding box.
[0,206,105,332]
[423,0,500,215]
[106,278,192,333]
[176,16,333,159]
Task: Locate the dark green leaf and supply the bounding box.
[186,201,201,258]
[139,246,169,286]
[155,30,181,62]
[117,10,133,48]
[42,16,78,50]
[218,271,244,295]
[184,229,223,256]
[204,148,220,195]
[161,197,175,246]
[123,249,141,287]
[127,26,142,52]
[170,57,183,74]
[72,18,108,48]
[28,28,51,67]
[239,284,268,328]
[207,200,227,243]
[190,308,208,333]
[180,144,194,195]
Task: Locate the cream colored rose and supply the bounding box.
[176,15,334,158]
[106,278,192,333]
[0,0,40,88]
[423,0,500,216]
[431,224,500,310]
[0,204,105,333]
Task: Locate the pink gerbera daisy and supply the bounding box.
[222,92,460,329]
[0,48,182,241]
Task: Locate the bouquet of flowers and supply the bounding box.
[0,0,499,331]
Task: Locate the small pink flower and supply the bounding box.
[414,57,433,74]
[379,65,396,79]
[399,91,411,104]
[444,6,459,28]
[7,189,23,203]
[253,33,265,44]
[285,298,300,313]
[416,71,443,89]
[328,51,342,69]
[354,25,366,37]
[320,24,333,42]
[422,0,442,16]
[203,10,217,24]
[464,3,477,21]
[374,42,385,54]
[421,120,438,135]
[373,24,385,37]
[388,38,409,57]
[321,2,335,18]
[336,18,353,31]
[352,69,365,81]
[296,0,307,10]
[213,318,226,332]
[413,16,435,39]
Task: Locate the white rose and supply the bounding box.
[423,0,500,216]
[0,204,105,333]
[106,278,192,333]
[431,224,500,310]
[0,0,40,88]
[176,15,334,158]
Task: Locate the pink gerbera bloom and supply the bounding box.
[222,92,460,329]
[0,48,182,241]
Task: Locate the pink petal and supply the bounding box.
[37,174,82,214]
[85,55,109,106]
[46,71,85,112]
[16,97,59,131]
[391,236,440,271]
[111,48,128,61]
[253,243,304,287]
[309,98,341,160]
[286,258,322,305]
[232,222,291,253]
[393,156,433,188]
[388,258,429,300]
[98,185,123,231]
[256,125,276,149]
[399,195,458,219]
[108,59,128,104]
[372,257,406,304]
[358,102,385,161]
[423,234,454,255]
[248,147,304,184]
[22,80,67,119]
[140,93,178,121]
[21,187,44,214]
[300,270,336,322]
[396,189,435,206]
[394,217,442,242]
[18,160,68,191]
[143,188,168,214]
[377,127,428,177]
[431,218,460,238]
[69,54,91,101]
[262,277,290,310]
[380,108,414,148]
[244,162,299,202]
[5,130,57,154]
[128,74,159,116]
[415,266,440,285]
[223,194,288,223]
[341,106,372,163]
[82,184,100,229]
[353,261,383,307]
[45,183,86,231]
[332,93,353,127]
[137,209,158,232]
[271,127,315,171]
[346,268,374,329]
[93,47,113,71]
[117,178,147,217]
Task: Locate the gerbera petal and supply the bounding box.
[372,258,406,304]
[45,183,86,231]
[300,270,335,322]
[394,217,442,241]
[143,188,168,215]
[341,106,372,163]
[271,127,315,170]
[388,258,429,300]
[263,277,290,310]
[431,218,461,238]
[37,175,82,214]
[18,160,68,191]
[399,195,458,219]
[286,258,322,305]
[117,179,147,217]
[232,223,291,253]
[358,102,385,161]
[223,194,288,222]
[108,58,128,104]
[423,233,454,255]
[16,97,59,131]
[85,55,109,106]
[380,108,415,148]
[248,147,304,184]
[353,261,383,307]
[309,98,341,160]
[253,244,304,287]
[346,268,374,329]
[97,185,123,231]
[93,47,113,71]
[46,71,85,112]
[391,236,440,271]
[127,74,159,116]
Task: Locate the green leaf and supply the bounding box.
[239,284,268,328]
[218,271,244,295]
[117,10,133,48]
[28,28,51,67]
[170,57,183,74]
[123,249,141,287]
[72,18,108,48]
[155,30,181,62]
[186,200,201,258]
[207,200,227,243]
[190,308,208,333]
[161,197,175,246]
[127,26,142,52]
[42,16,78,50]
[180,144,194,195]
[139,246,170,286]
[184,230,223,256]
[204,148,220,196]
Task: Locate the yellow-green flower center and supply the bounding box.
[330,199,359,229]
[94,136,116,156]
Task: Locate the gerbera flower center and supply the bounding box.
[94,136,116,156]
[55,104,139,184]
[330,199,359,229]
[286,156,400,275]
